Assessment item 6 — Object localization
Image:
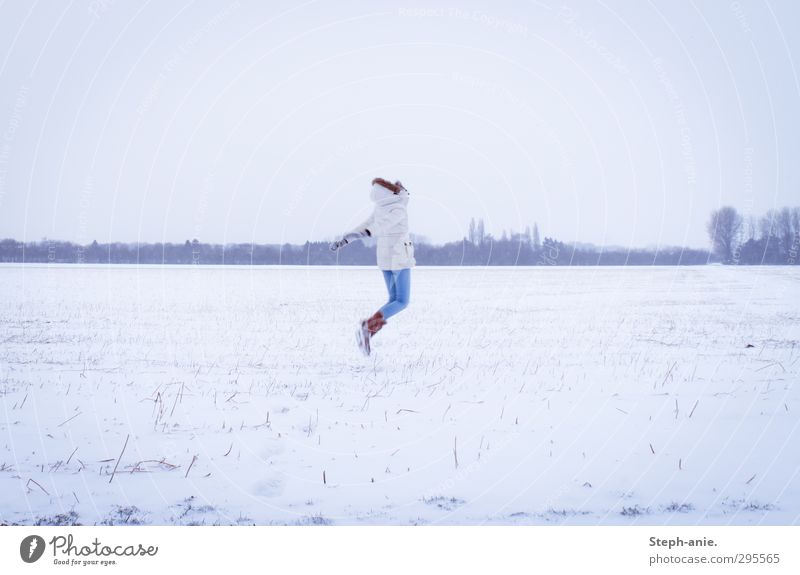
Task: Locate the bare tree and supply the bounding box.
[707,206,742,263]
[775,207,796,258]
[476,219,485,246]
[745,214,757,241]
[759,209,776,241]
[759,207,800,261]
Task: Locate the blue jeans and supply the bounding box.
[379,268,411,320]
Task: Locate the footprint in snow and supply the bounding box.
[253,476,285,498]
[261,444,283,460]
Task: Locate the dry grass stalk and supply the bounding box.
[108,434,130,484]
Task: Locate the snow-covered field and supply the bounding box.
[1,264,797,526]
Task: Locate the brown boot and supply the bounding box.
[356,311,387,356]
[366,311,387,335]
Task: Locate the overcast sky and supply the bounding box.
[0,0,798,249]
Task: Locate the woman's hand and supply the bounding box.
[330,230,370,251]
[329,238,349,251]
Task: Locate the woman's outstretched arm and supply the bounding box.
[329,214,374,251]
[349,213,374,237]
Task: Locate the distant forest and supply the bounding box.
[706,205,799,265]
[1,206,797,265]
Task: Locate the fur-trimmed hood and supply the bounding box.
[370,182,409,207]
[348,182,415,270]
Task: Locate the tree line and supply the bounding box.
[1,208,796,265]
[0,228,707,266]
[707,206,799,264]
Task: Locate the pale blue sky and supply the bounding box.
[0,0,798,249]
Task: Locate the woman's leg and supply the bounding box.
[378,268,411,320]
[359,272,394,353]
[381,270,397,303]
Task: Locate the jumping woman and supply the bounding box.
[330,177,416,355]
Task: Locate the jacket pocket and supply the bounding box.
[404,241,415,261]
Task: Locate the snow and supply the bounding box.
[0,264,798,525]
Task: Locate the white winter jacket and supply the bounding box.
[350,183,416,271]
